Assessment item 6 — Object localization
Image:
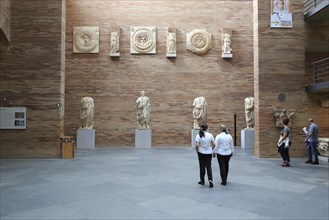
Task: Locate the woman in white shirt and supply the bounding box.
[195,124,215,188]
[213,125,234,186]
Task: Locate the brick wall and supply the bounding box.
[65,0,254,147]
[254,0,329,158]
[0,0,65,158]
[1,0,327,158]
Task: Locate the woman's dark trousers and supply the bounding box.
[197,152,213,183]
[278,147,290,162]
[217,154,232,185]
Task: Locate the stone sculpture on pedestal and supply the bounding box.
[110,31,120,57]
[80,97,95,129]
[244,97,255,129]
[222,33,233,58]
[166,27,176,58]
[136,91,151,129]
[192,96,207,129]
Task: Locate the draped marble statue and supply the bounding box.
[110,31,119,53]
[192,96,207,129]
[244,97,255,129]
[222,33,232,54]
[136,91,151,129]
[80,97,95,129]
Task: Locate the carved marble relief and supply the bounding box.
[318,138,329,157]
[273,109,294,127]
[222,28,233,58]
[110,31,120,57]
[186,29,212,55]
[166,27,176,58]
[73,26,99,53]
[130,27,156,54]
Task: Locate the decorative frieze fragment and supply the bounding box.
[166,27,176,58]
[273,109,294,127]
[318,138,329,157]
[222,28,232,58]
[73,26,99,53]
[130,27,156,54]
[110,30,120,57]
[186,29,212,55]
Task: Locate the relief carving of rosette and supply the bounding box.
[73,26,99,53]
[130,27,156,54]
[186,29,212,55]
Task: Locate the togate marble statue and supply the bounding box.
[244,97,255,129]
[273,109,294,127]
[136,91,151,129]
[80,97,95,129]
[192,96,207,129]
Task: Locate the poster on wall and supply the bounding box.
[270,0,292,28]
[0,107,26,129]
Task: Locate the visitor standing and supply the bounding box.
[277,117,291,167]
[195,124,215,188]
[213,125,234,186]
[304,118,319,165]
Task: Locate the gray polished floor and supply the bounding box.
[1,147,328,220]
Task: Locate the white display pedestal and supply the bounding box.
[241,129,255,149]
[135,129,151,149]
[191,129,199,148]
[77,129,95,148]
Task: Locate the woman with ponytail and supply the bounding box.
[195,124,215,188]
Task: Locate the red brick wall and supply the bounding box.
[254,0,329,157]
[0,0,65,158]
[65,0,254,147]
[1,0,327,158]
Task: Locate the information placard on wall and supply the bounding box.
[270,0,293,28]
[0,107,26,129]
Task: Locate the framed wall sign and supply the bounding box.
[270,0,293,28]
[0,107,26,129]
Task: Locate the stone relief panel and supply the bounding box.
[110,30,120,57]
[130,27,156,54]
[318,138,329,157]
[166,27,176,58]
[186,29,212,55]
[222,28,233,58]
[273,109,294,127]
[73,26,99,53]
